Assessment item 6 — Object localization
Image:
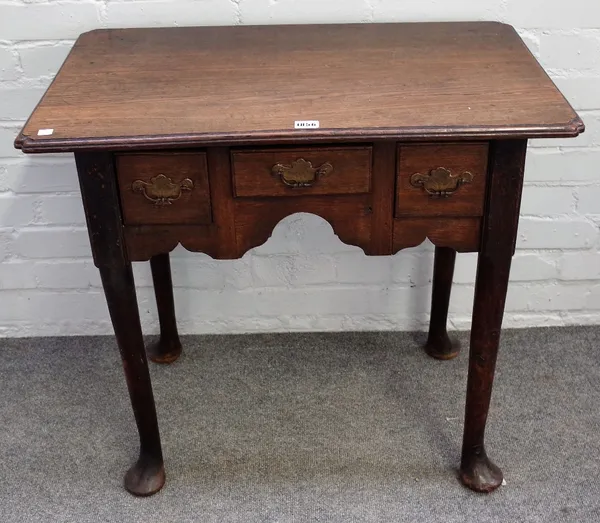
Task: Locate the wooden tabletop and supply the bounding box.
[16,22,583,152]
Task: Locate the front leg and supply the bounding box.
[459,248,508,493]
[75,152,165,496]
[147,253,182,364]
[100,263,165,496]
[460,140,527,493]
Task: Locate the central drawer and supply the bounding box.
[231,146,373,198]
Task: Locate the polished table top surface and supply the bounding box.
[16,22,583,153]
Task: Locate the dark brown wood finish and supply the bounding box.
[117,152,211,225]
[234,195,373,257]
[425,247,459,360]
[74,152,125,268]
[232,146,372,197]
[207,147,238,259]
[460,139,528,493]
[369,142,397,255]
[15,23,582,153]
[393,217,482,253]
[74,152,165,496]
[16,23,584,497]
[124,224,218,261]
[147,253,182,364]
[396,143,489,217]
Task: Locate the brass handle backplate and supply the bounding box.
[410,167,474,198]
[272,158,333,188]
[131,174,194,206]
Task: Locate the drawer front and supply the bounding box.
[116,152,211,225]
[232,146,372,197]
[396,143,488,217]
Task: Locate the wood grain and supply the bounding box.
[425,247,459,360]
[146,253,182,364]
[396,143,489,217]
[234,196,372,257]
[232,146,372,197]
[74,152,126,267]
[460,139,528,493]
[75,152,165,496]
[42,22,583,497]
[117,152,211,225]
[369,141,396,255]
[16,22,583,153]
[124,225,218,261]
[207,147,238,258]
[393,217,481,252]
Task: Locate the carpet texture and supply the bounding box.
[0,327,599,522]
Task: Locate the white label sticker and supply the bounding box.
[294,120,320,129]
[37,129,54,136]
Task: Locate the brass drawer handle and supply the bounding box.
[272,158,333,188]
[410,167,474,198]
[131,174,194,206]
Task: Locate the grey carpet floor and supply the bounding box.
[0,327,599,523]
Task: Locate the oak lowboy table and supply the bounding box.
[16,22,583,496]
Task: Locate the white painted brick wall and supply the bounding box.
[1,0,599,337]
[0,48,20,81]
[18,43,73,79]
